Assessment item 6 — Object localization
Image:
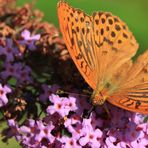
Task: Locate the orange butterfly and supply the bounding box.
[57,1,148,114]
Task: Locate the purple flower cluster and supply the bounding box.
[0,29,40,86]
[8,94,148,148]
[0,38,21,62]
[1,62,33,84]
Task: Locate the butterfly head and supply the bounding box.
[91,89,108,106]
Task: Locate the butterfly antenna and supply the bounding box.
[56,89,90,97]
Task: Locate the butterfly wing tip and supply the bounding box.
[57,1,67,6]
[57,1,63,7]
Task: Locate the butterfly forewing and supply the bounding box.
[92,12,139,83]
[57,2,97,89]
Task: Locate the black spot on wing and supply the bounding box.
[135,100,141,109]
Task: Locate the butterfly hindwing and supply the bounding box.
[108,50,148,114]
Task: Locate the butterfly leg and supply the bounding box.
[103,103,111,119]
[82,105,95,118]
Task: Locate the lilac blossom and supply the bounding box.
[16,65,33,84]
[47,94,78,117]
[21,29,41,41]
[0,38,21,62]
[35,120,55,142]
[64,115,83,140]
[79,118,103,147]
[59,136,81,148]
[0,84,11,107]
[1,62,33,84]
[1,62,21,79]
[9,119,55,147]
[19,29,40,51]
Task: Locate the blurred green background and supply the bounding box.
[0,0,148,147]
